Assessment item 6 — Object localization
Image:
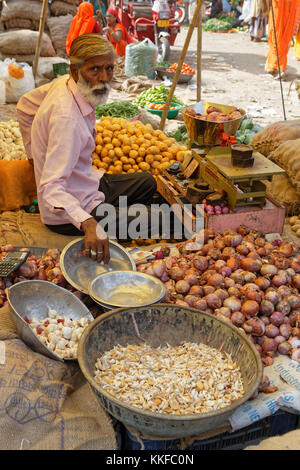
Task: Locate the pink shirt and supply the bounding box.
[17,75,105,230]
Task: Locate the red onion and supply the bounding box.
[276,300,291,316]
[160,272,169,282]
[169,266,185,281]
[184,294,199,307]
[18,262,38,279]
[262,337,277,352]
[175,299,189,307]
[214,260,226,270]
[242,321,253,334]
[36,267,47,281]
[243,272,257,283]
[286,294,300,309]
[227,257,240,271]
[291,349,300,363]
[241,300,259,317]
[221,247,236,260]
[165,256,177,269]
[278,242,294,258]
[219,266,232,277]
[203,285,215,296]
[194,298,207,311]
[223,296,241,312]
[270,311,284,327]
[152,260,166,278]
[236,244,249,255]
[1,244,14,252]
[193,256,208,272]
[215,307,231,319]
[257,247,266,257]
[244,318,266,336]
[255,237,265,247]
[277,285,292,297]
[224,233,243,247]
[245,289,263,303]
[264,290,280,305]
[255,344,263,355]
[260,315,270,326]
[255,277,271,290]
[145,266,155,276]
[230,270,244,284]
[175,280,190,294]
[260,300,274,316]
[155,250,164,260]
[214,239,226,251]
[262,356,274,367]
[247,251,262,260]
[242,282,259,292]
[293,274,300,290]
[272,273,289,287]
[184,273,198,286]
[214,289,229,301]
[274,335,286,346]
[289,311,300,326]
[205,293,222,309]
[265,324,280,338]
[292,327,300,337]
[224,278,235,289]
[290,260,300,273]
[279,323,292,339]
[288,337,300,348]
[240,258,262,272]
[231,311,245,327]
[189,285,204,296]
[278,341,292,355]
[207,273,224,287]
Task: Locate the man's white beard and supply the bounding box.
[77,71,110,108]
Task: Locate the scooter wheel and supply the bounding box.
[158,37,171,62]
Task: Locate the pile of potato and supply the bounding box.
[289,216,300,237]
[0,120,27,161]
[92,117,191,176]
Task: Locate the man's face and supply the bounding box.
[71,53,114,107]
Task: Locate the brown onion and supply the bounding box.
[243,271,257,283]
[189,285,204,296]
[255,277,271,291]
[175,280,190,294]
[293,274,300,290]
[214,260,226,270]
[184,273,198,286]
[277,285,292,297]
[245,289,263,303]
[224,278,235,289]
[205,293,222,309]
[175,299,189,307]
[278,242,294,258]
[290,260,300,273]
[227,286,240,297]
[193,256,208,272]
[236,244,249,255]
[286,294,300,309]
[194,298,207,311]
[221,247,236,260]
[184,295,199,307]
[203,285,215,296]
[272,273,288,287]
[169,266,185,281]
[214,289,229,301]
[207,273,224,287]
[215,307,231,319]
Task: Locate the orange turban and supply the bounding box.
[66,2,96,55]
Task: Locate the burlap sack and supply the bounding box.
[268,138,300,195]
[1,54,36,65]
[1,0,50,22]
[245,429,300,450]
[36,56,70,80]
[47,15,73,58]
[3,19,33,30]
[0,305,117,450]
[251,119,300,156]
[50,1,77,16]
[0,210,79,251]
[264,174,300,215]
[0,30,56,57]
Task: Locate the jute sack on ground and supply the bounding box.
[47,15,73,57]
[251,119,300,156]
[0,210,79,251]
[0,30,56,58]
[1,0,50,22]
[0,305,117,450]
[264,174,300,215]
[268,138,300,195]
[50,0,77,16]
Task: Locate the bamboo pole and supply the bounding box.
[33,0,48,79]
[159,0,204,131]
[196,4,202,102]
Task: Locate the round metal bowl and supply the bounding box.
[88,271,166,309]
[156,67,194,84]
[7,280,94,361]
[182,101,245,146]
[60,238,136,295]
[77,304,263,438]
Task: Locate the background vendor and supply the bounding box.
[103,8,133,57]
[17,34,157,265]
[66,2,101,55]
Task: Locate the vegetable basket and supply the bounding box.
[155,67,194,84]
[145,101,182,119]
[182,101,245,146]
[78,304,262,439]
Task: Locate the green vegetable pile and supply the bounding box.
[95,101,140,120]
[133,84,185,108]
[235,117,262,145]
[156,61,171,68]
[203,14,235,32]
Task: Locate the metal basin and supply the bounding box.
[156,67,194,84]
[60,238,136,295]
[88,271,166,309]
[182,101,245,146]
[77,304,262,438]
[7,280,94,361]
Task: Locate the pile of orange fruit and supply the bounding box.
[167,63,195,75]
[146,102,180,111]
[92,117,191,177]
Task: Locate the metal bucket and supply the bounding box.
[78,304,262,438]
[182,101,245,146]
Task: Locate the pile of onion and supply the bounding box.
[0,245,82,308]
[137,226,300,366]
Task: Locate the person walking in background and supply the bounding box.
[250,0,269,42]
[103,8,134,57]
[265,0,300,79]
[66,2,101,55]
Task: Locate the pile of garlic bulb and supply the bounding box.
[0,120,27,161]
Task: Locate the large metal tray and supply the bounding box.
[7,280,94,361]
[60,238,136,295]
[78,304,262,438]
[89,271,166,309]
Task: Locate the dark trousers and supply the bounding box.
[45,172,158,240]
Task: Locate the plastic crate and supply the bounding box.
[123,410,298,450]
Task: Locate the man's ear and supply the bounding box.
[70,64,79,82]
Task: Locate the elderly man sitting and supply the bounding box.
[17,34,157,264]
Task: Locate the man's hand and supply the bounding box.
[81,217,110,264]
